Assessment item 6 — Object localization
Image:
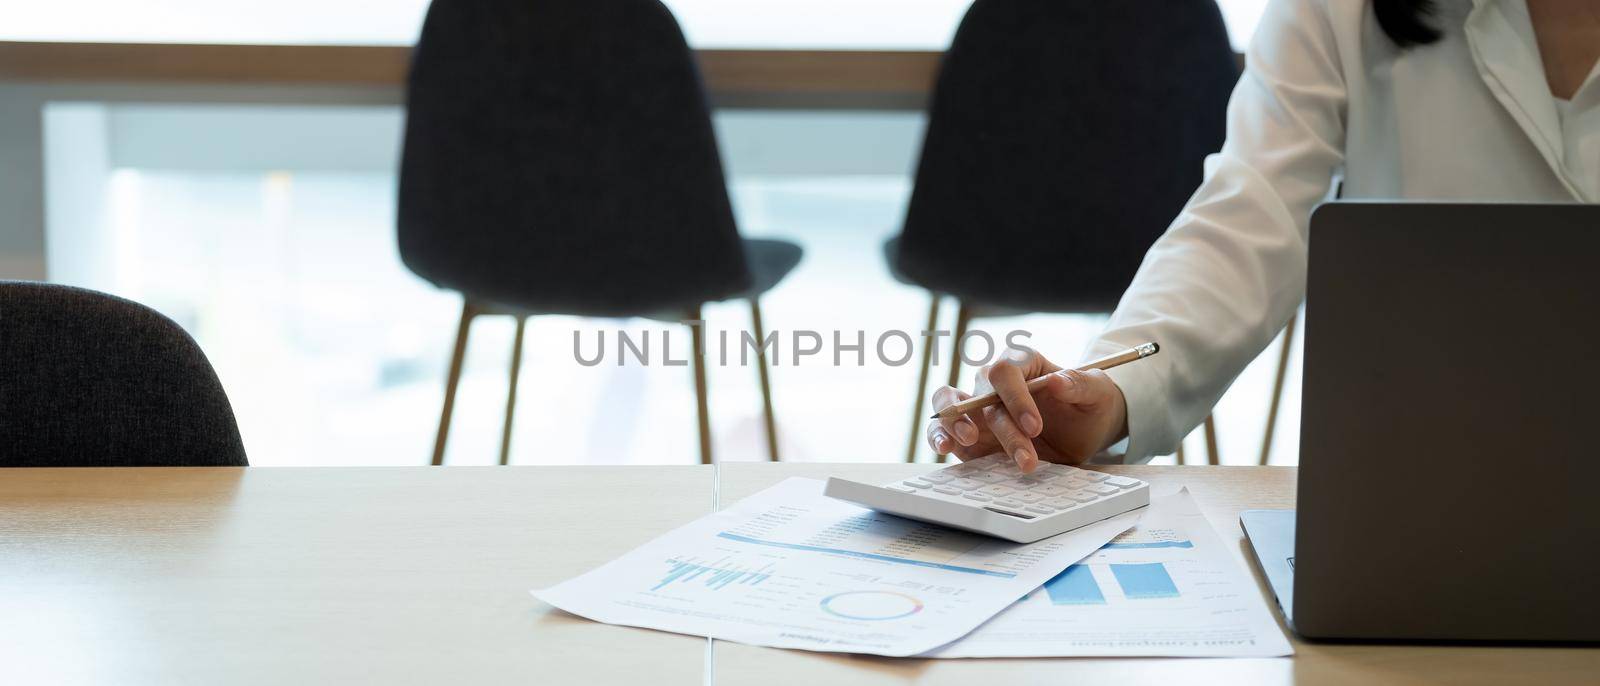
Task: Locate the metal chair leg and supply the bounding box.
[938,302,972,463]
[1259,312,1298,465]
[499,316,527,466]
[432,300,477,466]
[905,294,942,463]
[1175,437,1187,464]
[1203,414,1220,466]
[749,299,780,462]
[688,307,712,465]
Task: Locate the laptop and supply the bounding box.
[1242,202,1600,642]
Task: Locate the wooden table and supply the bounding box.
[2,464,1595,684]
[0,466,714,685]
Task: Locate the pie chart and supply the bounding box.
[819,591,924,621]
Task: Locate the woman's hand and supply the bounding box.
[925,347,1129,472]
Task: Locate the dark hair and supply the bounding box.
[1374,0,1442,48]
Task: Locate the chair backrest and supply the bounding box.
[398,0,751,316]
[0,282,248,467]
[894,0,1237,312]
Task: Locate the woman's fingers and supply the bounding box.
[931,386,980,445]
[983,403,1038,472]
[981,352,1043,438]
[975,347,1061,472]
[925,347,1074,465]
[1045,368,1102,407]
[925,420,954,454]
[925,421,990,460]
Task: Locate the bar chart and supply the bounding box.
[1108,563,1180,599]
[1042,565,1105,605]
[653,556,776,591]
[1041,561,1182,605]
[932,489,1295,658]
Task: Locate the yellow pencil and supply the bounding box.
[931,342,1160,419]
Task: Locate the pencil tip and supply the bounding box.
[929,413,941,419]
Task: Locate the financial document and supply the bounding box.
[930,488,1294,658]
[533,477,1139,657]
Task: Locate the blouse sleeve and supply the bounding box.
[1084,0,1350,462]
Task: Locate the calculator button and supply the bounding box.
[903,479,933,489]
[948,464,984,476]
[1025,505,1056,515]
[1068,492,1100,503]
[966,472,1009,484]
[1028,470,1061,481]
[886,484,916,493]
[1045,498,1078,509]
[962,492,993,502]
[1105,476,1141,489]
[920,472,954,484]
[932,485,962,495]
[1075,471,1109,482]
[993,498,1024,508]
[1036,485,1072,497]
[1086,484,1119,496]
[1009,476,1048,489]
[949,478,984,491]
[1015,492,1045,503]
[976,485,1016,497]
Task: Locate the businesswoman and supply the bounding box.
[927,0,1599,469]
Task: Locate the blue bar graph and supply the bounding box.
[653,557,775,591]
[1042,565,1106,605]
[1110,563,1180,599]
[1102,540,1193,550]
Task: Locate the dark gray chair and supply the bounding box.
[889,0,1238,463]
[0,281,248,467]
[399,0,800,466]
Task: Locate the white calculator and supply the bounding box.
[823,454,1149,543]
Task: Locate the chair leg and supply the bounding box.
[905,293,942,463]
[432,301,477,466]
[1203,414,1221,466]
[499,316,527,467]
[749,299,780,462]
[1175,438,1187,465]
[1259,312,1298,466]
[689,307,712,465]
[947,301,971,389]
[938,301,972,463]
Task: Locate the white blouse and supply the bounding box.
[1084,0,1598,463]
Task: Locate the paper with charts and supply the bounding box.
[930,487,1294,658]
[533,477,1140,657]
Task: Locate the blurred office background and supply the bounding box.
[0,0,1300,467]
